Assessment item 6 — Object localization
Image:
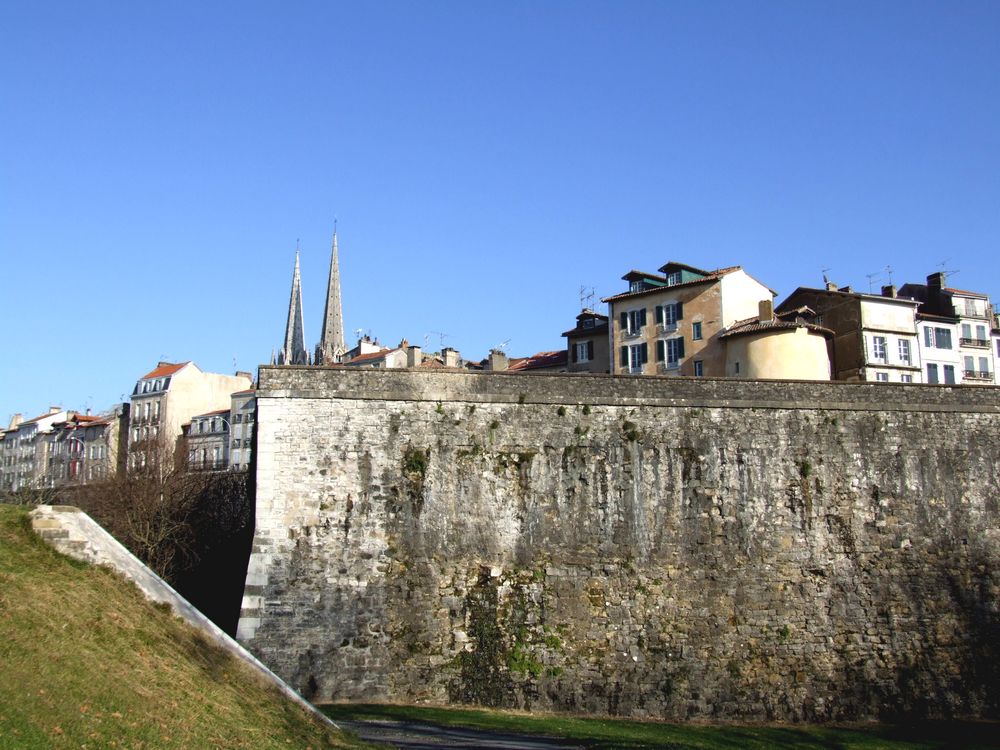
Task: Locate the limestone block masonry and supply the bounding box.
[239,367,1000,721]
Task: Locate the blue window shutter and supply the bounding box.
[640,343,648,363]
[620,346,628,367]
[656,340,665,362]
[676,302,683,320]
[639,308,647,327]
[571,344,578,363]
[655,305,664,325]
[587,340,594,360]
[620,312,627,330]
[678,337,685,358]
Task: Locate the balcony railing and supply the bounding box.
[656,362,680,374]
[963,370,993,381]
[657,321,678,334]
[959,338,990,348]
[623,328,642,339]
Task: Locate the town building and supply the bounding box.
[1,408,71,491]
[720,301,833,380]
[45,407,129,485]
[899,273,997,386]
[229,389,256,471]
[775,284,922,383]
[128,361,253,463]
[602,262,774,376]
[184,409,231,471]
[562,309,610,374]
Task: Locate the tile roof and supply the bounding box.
[508,350,569,371]
[344,348,394,365]
[944,287,989,299]
[140,361,189,380]
[720,315,833,340]
[602,266,742,303]
[191,408,231,419]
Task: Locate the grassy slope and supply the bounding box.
[322,702,1000,749]
[0,504,372,750]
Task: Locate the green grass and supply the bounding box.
[320,703,1000,750]
[0,504,374,750]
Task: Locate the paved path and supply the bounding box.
[337,718,587,749]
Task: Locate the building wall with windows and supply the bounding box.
[776,286,921,383]
[45,407,128,486]
[0,408,69,491]
[128,361,252,462]
[185,409,231,471]
[917,316,960,385]
[562,310,610,374]
[604,264,772,377]
[229,390,256,471]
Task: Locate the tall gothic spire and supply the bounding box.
[316,228,346,364]
[279,249,309,365]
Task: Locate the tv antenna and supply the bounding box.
[938,259,959,281]
[579,285,596,310]
[865,272,880,294]
[821,267,832,286]
[885,265,894,286]
[494,339,510,352]
[429,331,450,349]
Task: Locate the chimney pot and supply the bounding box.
[881,285,897,298]
[758,299,774,322]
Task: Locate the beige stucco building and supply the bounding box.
[562,309,610,374]
[776,284,922,383]
[721,302,833,380]
[129,361,253,462]
[603,262,774,376]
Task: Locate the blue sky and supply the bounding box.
[2,1,998,422]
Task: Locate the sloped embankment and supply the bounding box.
[0,503,370,749]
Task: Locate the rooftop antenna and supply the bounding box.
[821,267,832,286]
[579,285,595,310]
[885,265,894,286]
[937,260,959,282]
[495,339,510,352]
[354,327,364,342]
[865,272,880,294]
[429,331,450,349]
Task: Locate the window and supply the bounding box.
[925,327,952,349]
[629,280,644,293]
[621,343,648,373]
[582,318,595,329]
[943,365,956,384]
[927,363,939,384]
[656,337,684,367]
[655,302,682,331]
[152,400,160,421]
[962,323,972,340]
[898,339,911,364]
[692,322,702,341]
[901,374,913,383]
[572,341,594,363]
[143,402,150,420]
[666,271,681,286]
[734,361,741,375]
[872,336,887,362]
[235,413,243,423]
[979,356,990,376]
[620,308,647,337]
[965,355,975,375]
[232,449,241,465]
[876,372,889,382]
[694,360,704,376]
[976,325,987,342]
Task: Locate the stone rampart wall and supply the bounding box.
[239,367,1000,721]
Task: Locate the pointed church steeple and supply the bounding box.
[316,228,346,365]
[279,249,309,365]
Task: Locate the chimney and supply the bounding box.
[442,347,460,368]
[406,345,422,368]
[8,413,22,430]
[758,299,774,322]
[487,349,509,371]
[48,406,61,415]
[927,272,945,292]
[236,370,252,380]
[85,408,92,416]
[881,285,897,298]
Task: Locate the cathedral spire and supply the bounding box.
[316,227,346,364]
[279,249,309,365]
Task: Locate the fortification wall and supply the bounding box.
[238,367,1000,721]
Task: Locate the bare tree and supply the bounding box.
[74,435,211,582]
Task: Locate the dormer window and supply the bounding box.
[583,319,595,329]
[630,280,644,293]
[666,271,682,286]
